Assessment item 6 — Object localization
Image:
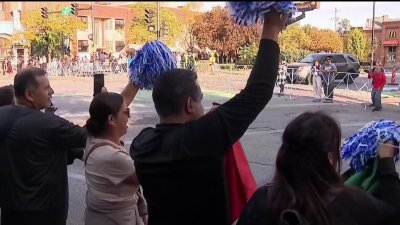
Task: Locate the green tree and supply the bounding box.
[344,28,369,61]
[237,43,258,65]
[11,4,86,59]
[128,3,183,46]
[278,24,311,51]
[338,18,351,36]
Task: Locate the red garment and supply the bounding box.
[370,71,386,89]
[224,141,257,223]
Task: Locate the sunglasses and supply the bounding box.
[123,108,130,118]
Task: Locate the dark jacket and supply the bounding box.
[237,158,400,225]
[130,39,279,225]
[0,105,86,225]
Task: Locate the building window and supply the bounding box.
[389,30,396,38]
[105,40,113,52]
[105,19,113,30]
[115,41,125,52]
[115,19,125,30]
[78,40,89,52]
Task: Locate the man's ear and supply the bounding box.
[24,89,34,103]
[184,97,195,115]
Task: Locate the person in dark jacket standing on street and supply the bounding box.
[237,111,400,225]
[0,67,86,225]
[0,67,140,225]
[130,12,284,225]
[320,56,337,103]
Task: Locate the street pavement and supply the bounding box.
[0,76,400,225]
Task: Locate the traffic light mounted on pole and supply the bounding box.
[145,9,155,32]
[71,3,79,15]
[161,20,168,37]
[41,7,48,19]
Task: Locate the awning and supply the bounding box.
[383,40,399,46]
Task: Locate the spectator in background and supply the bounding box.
[320,56,337,103]
[209,52,216,75]
[368,62,386,112]
[7,57,13,76]
[277,61,287,97]
[312,60,323,102]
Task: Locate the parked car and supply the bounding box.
[286,53,360,85]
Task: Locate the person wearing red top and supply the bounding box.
[368,63,386,111]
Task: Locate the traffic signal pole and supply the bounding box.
[157,1,160,40]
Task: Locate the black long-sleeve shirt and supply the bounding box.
[237,158,400,225]
[0,105,86,225]
[130,39,279,225]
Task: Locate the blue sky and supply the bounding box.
[199,1,400,30]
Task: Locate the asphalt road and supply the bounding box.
[0,75,399,225]
[55,87,400,225]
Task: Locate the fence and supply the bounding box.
[40,60,374,108]
[196,63,373,108]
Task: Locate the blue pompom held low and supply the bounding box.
[128,40,177,90]
[227,1,297,26]
[341,120,400,172]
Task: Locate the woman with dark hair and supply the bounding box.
[84,92,147,225]
[237,111,400,225]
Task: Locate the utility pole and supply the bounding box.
[371,1,375,68]
[91,1,96,73]
[157,2,160,40]
[334,7,339,32]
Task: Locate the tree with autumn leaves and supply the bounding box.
[191,7,261,60]
[128,3,183,47]
[191,7,345,64]
[11,4,86,59]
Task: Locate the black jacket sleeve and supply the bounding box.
[185,39,279,158]
[47,113,87,149]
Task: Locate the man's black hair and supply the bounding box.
[14,67,47,98]
[152,69,201,118]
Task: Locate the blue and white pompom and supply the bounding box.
[341,120,400,172]
[129,40,177,90]
[227,1,297,26]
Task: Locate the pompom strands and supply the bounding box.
[128,40,177,90]
[341,120,400,172]
[227,2,297,26]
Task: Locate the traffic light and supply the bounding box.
[144,8,155,31]
[71,3,78,15]
[41,7,48,19]
[162,21,169,36]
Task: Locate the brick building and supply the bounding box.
[362,15,400,68]
[0,1,190,60]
